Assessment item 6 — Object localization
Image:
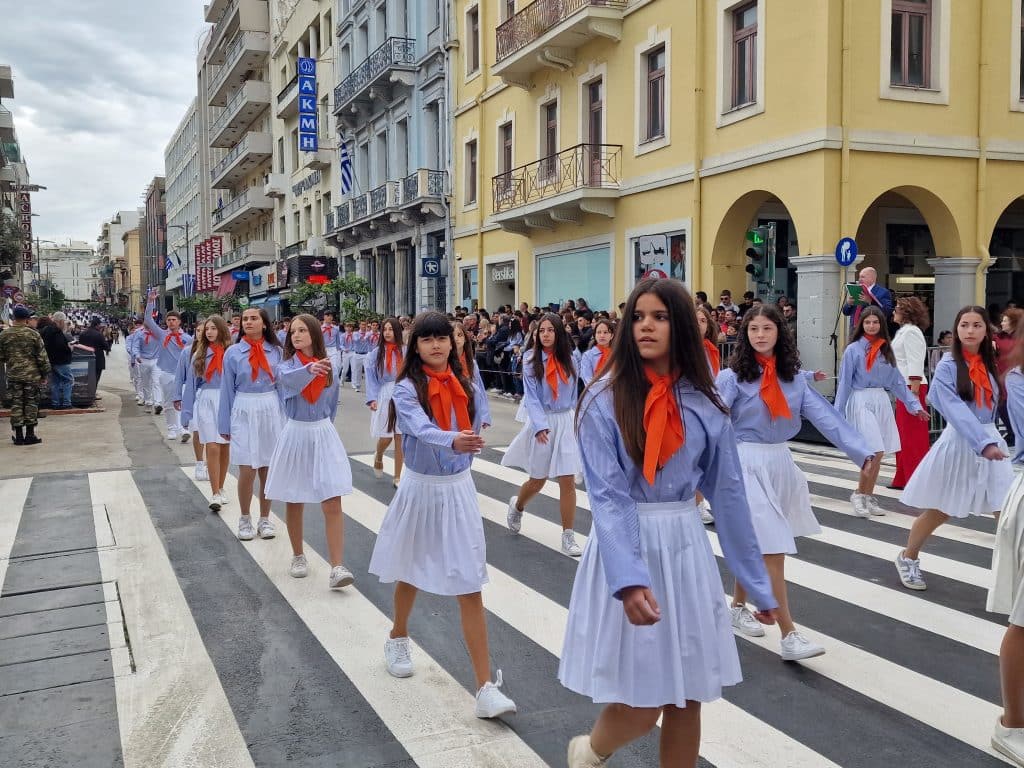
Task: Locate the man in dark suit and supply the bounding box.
[78,317,111,389]
[842,266,893,327]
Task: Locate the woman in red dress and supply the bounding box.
[890,297,931,489]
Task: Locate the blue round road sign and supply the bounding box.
[835,237,858,267]
[421,258,441,278]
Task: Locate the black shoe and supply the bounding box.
[11,435,24,445]
[154,405,163,415]
[22,435,41,445]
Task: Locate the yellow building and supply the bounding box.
[121,227,143,312]
[452,0,1024,376]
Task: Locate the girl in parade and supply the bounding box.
[559,278,777,768]
[144,288,193,440]
[695,303,722,524]
[579,318,615,386]
[179,316,232,512]
[265,314,355,590]
[835,305,928,517]
[367,312,516,719]
[452,321,492,426]
[321,311,341,374]
[890,297,932,489]
[502,313,584,557]
[365,317,405,488]
[219,307,285,542]
[716,305,875,661]
[173,335,207,482]
[897,306,1014,590]
[987,322,1024,766]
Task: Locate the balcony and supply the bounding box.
[210,80,271,148]
[204,0,231,23]
[214,239,276,272]
[327,169,446,246]
[264,172,287,198]
[299,149,332,172]
[490,143,621,231]
[493,0,625,89]
[333,37,416,126]
[276,74,299,118]
[208,31,271,107]
[0,65,13,100]
[0,108,13,143]
[211,189,274,234]
[210,132,272,189]
[207,0,270,64]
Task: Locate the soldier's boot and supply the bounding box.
[23,425,41,446]
[11,426,24,446]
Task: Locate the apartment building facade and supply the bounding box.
[204,0,277,301]
[40,241,94,303]
[94,210,141,306]
[324,0,452,316]
[452,0,1024,377]
[121,226,143,311]
[164,99,202,305]
[0,64,36,289]
[141,177,167,308]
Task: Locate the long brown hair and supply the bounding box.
[374,317,404,377]
[529,312,576,383]
[695,304,717,344]
[451,320,476,377]
[283,313,333,386]
[729,305,801,382]
[192,315,232,379]
[849,305,896,368]
[388,311,476,432]
[952,306,997,403]
[578,278,726,471]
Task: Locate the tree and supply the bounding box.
[287,275,377,323]
[0,212,23,269]
[177,294,238,319]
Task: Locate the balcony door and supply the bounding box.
[541,102,557,183]
[587,79,603,186]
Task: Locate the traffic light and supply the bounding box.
[745,225,770,282]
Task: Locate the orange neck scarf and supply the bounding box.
[703,338,721,376]
[424,366,472,431]
[296,351,327,404]
[321,325,334,341]
[642,368,685,485]
[143,329,154,345]
[863,335,886,371]
[964,350,994,409]
[384,343,400,374]
[244,338,274,383]
[163,330,184,349]
[205,344,225,381]
[345,331,353,344]
[755,353,792,421]
[594,345,611,377]
[544,352,569,401]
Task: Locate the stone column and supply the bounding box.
[927,257,984,338]
[394,247,409,316]
[791,254,848,395]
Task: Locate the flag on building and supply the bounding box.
[182,273,196,298]
[339,138,352,196]
[165,254,174,272]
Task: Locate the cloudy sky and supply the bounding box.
[1,0,208,247]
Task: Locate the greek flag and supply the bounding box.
[165,254,174,272]
[182,273,196,298]
[339,138,352,196]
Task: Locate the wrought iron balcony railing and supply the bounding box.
[496,0,627,62]
[333,37,415,110]
[491,143,621,213]
[277,73,298,104]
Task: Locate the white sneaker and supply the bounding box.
[866,495,885,516]
[135,396,144,405]
[992,717,1024,765]
[780,630,826,661]
[506,497,523,534]
[567,735,609,767]
[329,565,355,589]
[289,554,308,578]
[237,516,255,541]
[384,636,414,678]
[895,551,927,590]
[194,460,208,480]
[850,492,871,518]
[730,605,766,637]
[561,530,582,557]
[474,670,517,718]
[698,499,714,525]
[209,494,222,513]
[214,492,228,507]
[257,518,276,539]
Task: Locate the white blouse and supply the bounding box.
[891,324,928,386]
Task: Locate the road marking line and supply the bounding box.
[0,477,32,591]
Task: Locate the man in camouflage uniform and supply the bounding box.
[0,305,51,445]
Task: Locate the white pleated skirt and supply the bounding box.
[368,468,488,596]
[229,391,284,469]
[736,442,819,555]
[265,418,353,503]
[902,423,1014,518]
[194,387,228,445]
[501,409,582,479]
[988,472,1024,626]
[370,380,401,439]
[558,500,741,708]
[845,387,900,455]
[514,400,528,423]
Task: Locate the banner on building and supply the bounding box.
[298,57,318,152]
[18,192,33,271]
[195,237,224,293]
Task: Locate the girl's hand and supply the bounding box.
[915,410,930,423]
[368,401,378,411]
[813,370,828,382]
[147,287,159,301]
[621,587,661,626]
[310,358,332,377]
[173,400,182,412]
[982,443,1009,461]
[754,607,779,625]
[535,429,550,445]
[453,430,485,453]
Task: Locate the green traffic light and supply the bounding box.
[746,230,764,244]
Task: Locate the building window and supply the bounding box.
[467,6,481,75]
[465,140,478,205]
[503,0,516,21]
[541,102,557,179]
[645,46,666,140]
[890,0,931,87]
[497,122,514,200]
[732,3,757,108]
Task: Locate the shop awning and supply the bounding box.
[216,274,237,297]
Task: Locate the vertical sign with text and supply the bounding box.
[297,57,318,153]
[18,192,33,272]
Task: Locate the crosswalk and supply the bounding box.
[1,444,1015,768]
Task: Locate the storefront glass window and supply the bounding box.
[460,266,478,308]
[537,246,611,311]
[632,232,686,285]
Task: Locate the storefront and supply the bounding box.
[483,259,516,311]
[536,244,612,312]
[629,231,687,287]
[459,265,478,309]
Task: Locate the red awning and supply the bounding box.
[216,274,237,297]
